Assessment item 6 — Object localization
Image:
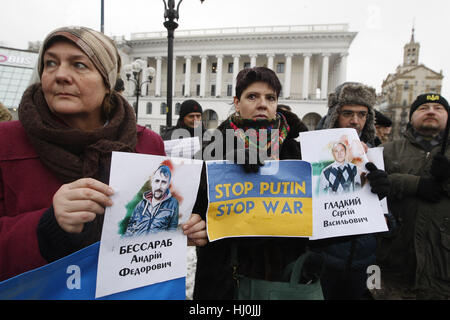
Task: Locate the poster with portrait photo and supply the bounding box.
[299,128,387,240]
[96,152,203,298]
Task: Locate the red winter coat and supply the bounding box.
[0,121,165,281]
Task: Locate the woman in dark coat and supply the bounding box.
[192,67,311,299]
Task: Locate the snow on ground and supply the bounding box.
[186,246,197,300]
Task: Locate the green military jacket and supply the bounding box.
[379,127,450,297]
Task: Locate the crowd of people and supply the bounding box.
[0,26,448,300]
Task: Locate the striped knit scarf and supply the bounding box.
[18,83,137,184]
[228,112,290,159]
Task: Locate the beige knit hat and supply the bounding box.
[38,26,121,91]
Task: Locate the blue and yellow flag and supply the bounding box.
[206,160,313,241]
[0,242,185,300]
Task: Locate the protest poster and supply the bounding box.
[299,128,388,240]
[205,160,313,241]
[96,152,202,298]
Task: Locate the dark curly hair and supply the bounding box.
[235,67,282,100]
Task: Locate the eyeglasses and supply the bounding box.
[339,110,368,119]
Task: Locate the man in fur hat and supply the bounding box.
[323,82,377,146]
[309,82,390,300]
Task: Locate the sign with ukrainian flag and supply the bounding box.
[206,160,313,241]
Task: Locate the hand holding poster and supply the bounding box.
[96,152,202,298]
[206,160,313,241]
[299,128,388,240]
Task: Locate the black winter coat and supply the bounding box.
[193,109,309,300]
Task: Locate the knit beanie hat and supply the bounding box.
[409,93,449,119]
[179,99,203,120]
[375,110,392,127]
[38,26,121,91]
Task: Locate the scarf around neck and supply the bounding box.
[228,112,290,159]
[18,83,137,184]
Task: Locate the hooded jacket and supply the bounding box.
[124,190,179,236]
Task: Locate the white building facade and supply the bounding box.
[114,24,357,133]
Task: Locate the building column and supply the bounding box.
[184,56,191,97]
[283,53,293,99]
[142,58,149,96]
[321,53,330,99]
[232,54,240,96]
[339,52,349,85]
[215,54,223,97]
[266,53,275,70]
[250,54,257,68]
[302,53,312,100]
[155,56,162,97]
[200,55,207,97]
[172,56,177,97]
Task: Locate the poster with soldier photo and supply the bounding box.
[96,152,202,298]
[299,128,388,240]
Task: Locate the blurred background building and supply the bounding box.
[377,28,444,140]
[0,46,39,120]
[113,23,357,134]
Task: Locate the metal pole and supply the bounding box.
[100,0,104,33]
[135,72,142,121]
[164,20,178,128]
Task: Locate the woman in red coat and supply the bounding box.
[0,26,206,282]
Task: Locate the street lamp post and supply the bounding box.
[100,0,104,33]
[124,59,155,122]
[162,0,205,128]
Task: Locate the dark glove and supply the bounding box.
[417,177,443,203]
[225,148,264,173]
[365,162,390,200]
[430,154,450,182]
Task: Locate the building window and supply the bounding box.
[175,103,181,115]
[404,81,409,90]
[196,84,200,96]
[145,124,152,130]
[227,84,233,97]
[228,63,233,73]
[146,102,152,114]
[243,62,251,69]
[183,63,186,74]
[211,84,216,96]
[212,62,217,73]
[277,63,285,73]
[160,102,167,114]
[197,63,201,73]
[182,84,185,96]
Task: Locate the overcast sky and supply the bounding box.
[1,0,448,96]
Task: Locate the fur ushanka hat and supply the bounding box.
[323,82,377,144]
